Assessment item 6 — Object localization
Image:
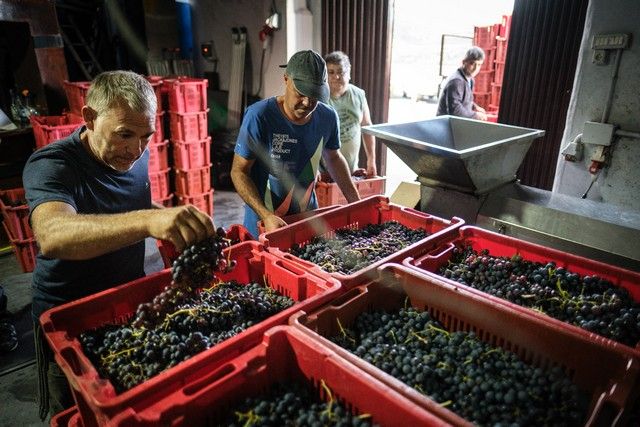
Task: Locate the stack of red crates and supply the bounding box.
[0,188,37,272]
[164,77,212,216]
[473,14,512,121]
[146,76,172,207]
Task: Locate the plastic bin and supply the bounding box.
[491,82,502,106]
[168,110,209,141]
[50,405,82,427]
[0,188,32,240]
[494,60,505,85]
[291,263,640,427]
[31,114,85,149]
[257,205,341,235]
[260,195,464,289]
[148,112,165,146]
[109,326,445,426]
[402,225,640,357]
[176,189,214,217]
[156,224,255,269]
[152,193,173,208]
[496,36,508,62]
[499,14,512,39]
[171,137,212,169]
[63,81,91,115]
[473,91,491,110]
[147,140,169,172]
[40,241,342,427]
[473,70,494,93]
[174,164,212,195]
[315,176,386,208]
[473,25,497,49]
[164,78,208,113]
[148,168,170,200]
[3,222,38,273]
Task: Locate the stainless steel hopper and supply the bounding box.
[362,115,545,194]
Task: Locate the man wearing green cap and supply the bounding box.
[231,49,360,237]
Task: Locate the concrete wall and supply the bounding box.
[553,0,640,211]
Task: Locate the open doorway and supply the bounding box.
[385,0,514,197]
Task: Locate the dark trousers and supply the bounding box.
[34,321,75,421]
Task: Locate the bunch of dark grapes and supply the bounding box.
[439,246,640,346]
[289,221,428,274]
[171,227,236,286]
[79,227,294,392]
[222,381,376,427]
[331,307,588,426]
[80,281,294,392]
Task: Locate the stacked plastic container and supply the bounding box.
[164,78,212,216]
[316,176,387,208]
[0,188,37,272]
[145,76,172,207]
[473,15,512,121]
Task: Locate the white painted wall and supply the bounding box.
[553,0,640,211]
[190,0,320,101]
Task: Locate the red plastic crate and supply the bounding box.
[176,189,214,216]
[3,222,38,273]
[148,112,165,146]
[168,110,209,141]
[478,47,496,72]
[40,241,341,427]
[292,263,640,426]
[31,114,85,149]
[315,176,386,208]
[494,60,505,85]
[50,405,81,427]
[257,205,341,236]
[491,82,502,106]
[174,164,212,195]
[109,326,445,426]
[148,168,170,199]
[156,224,255,269]
[152,193,173,208]
[496,36,508,62]
[403,225,640,357]
[63,81,91,115]
[164,78,208,113]
[0,188,32,240]
[473,70,494,93]
[473,91,491,110]
[259,195,464,289]
[499,14,512,39]
[171,137,212,169]
[473,25,497,49]
[486,112,498,122]
[147,140,169,172]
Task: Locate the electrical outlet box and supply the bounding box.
[583,121,615,146]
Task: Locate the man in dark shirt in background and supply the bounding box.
[437,46,488,120]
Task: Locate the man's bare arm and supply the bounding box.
[32,201,215,259]
[230,154,286,231]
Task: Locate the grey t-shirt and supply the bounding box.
[328,84,367,172]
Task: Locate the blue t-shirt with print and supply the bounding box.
[234,97,340,236]
[23,127,151,321]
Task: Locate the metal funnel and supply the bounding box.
[363,115,545,194]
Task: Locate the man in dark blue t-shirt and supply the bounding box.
[23,71,215,421]
[231,50,360,237]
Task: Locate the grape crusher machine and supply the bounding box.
[363,116,640,272]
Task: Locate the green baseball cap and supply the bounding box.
[280,50,330,103]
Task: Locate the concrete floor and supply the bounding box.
[0,190,244,427]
